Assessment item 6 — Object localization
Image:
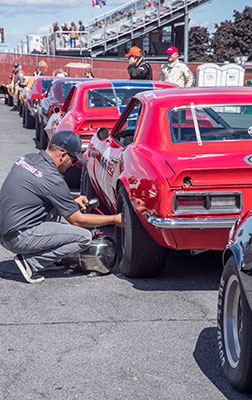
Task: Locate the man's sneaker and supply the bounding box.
[10,106,18,111]
[14,254,45,283]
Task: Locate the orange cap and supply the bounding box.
[125,46,142,58]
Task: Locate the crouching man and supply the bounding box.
[0,131,124,283]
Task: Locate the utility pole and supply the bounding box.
[184,0,189,63]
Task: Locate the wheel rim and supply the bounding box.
[223,273,242,368]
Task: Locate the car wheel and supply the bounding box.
[116,186,166,278]
[22,105,26,126]
[18,101,23,117]
[25,108,35,129]
[80,164,108,213]
[35,113,41,142]
[39,122,48,150]
[217,256,252,393]
[7,94,13,106]
[80,164,97,199]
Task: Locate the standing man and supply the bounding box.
[125,46,153,80]
[160,46,194,87]
[0,131,124,283]
[10,63,24,111]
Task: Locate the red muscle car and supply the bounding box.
[83,86,252,278]
[22,76,55,129]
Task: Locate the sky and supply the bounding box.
[0,0,250,52]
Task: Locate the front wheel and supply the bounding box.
[217,256,252,393]
[116,186,166,278]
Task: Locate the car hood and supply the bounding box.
[167,148,252,187]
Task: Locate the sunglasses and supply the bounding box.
[67,152,78,164]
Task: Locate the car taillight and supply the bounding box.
[33,99,39,107]
[174,192,242,214]
[177,196,204,208]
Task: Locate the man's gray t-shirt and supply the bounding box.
[0,151,79,237]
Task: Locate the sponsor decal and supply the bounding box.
[248,126,252,137]
[15,157,43,178]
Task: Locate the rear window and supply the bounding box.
[42,80,53,93]
[170,104,252,144]
[87,87,153,108]
[62,82,78,101]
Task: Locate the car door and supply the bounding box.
[93,99,142,210]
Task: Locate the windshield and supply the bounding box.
[170,104,252,143]
[87,87,153,109]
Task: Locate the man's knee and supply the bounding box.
[79,229,92,250]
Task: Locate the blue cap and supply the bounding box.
[50,130,85,163]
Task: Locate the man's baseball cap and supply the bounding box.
[165,46,178,54]
[13,63,20,68]
[50,130,85,163]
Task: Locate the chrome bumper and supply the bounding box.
[147,216,237,229]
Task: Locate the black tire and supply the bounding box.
[80,164,97,199]
[18,101,23,117]
[217,256,252,393]
[39,122,48,150]
[80,164,109,213]
[35,113,41,141]
[22,105,26,126]
[7,94,13,106]
[25,107,35,129]
[116,186,166,278]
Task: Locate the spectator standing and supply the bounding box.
[160,46,194,87]
[10,63,24,111]
[125,46,152,80]
[78,20,85,48]
[53,22,61,48]
[62,23,69,48]
[70,22,78,48]
[33,66,44,77]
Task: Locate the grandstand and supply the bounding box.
[32,0,212,58]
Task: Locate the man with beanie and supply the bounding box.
[160,46,194,87]
[125,46,153,80]
[0,131,124,283]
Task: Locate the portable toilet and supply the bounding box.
[196,63,222,87]
[221,63,244,86]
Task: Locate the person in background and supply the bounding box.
[160,46,194,87]
[54,68,68,77]
[10,63,24,111]
[125,46,152,80]
[70,22,78,48]
[33,66,44,77]
[84,71,94,78]
[62,23,69,48]
[78,20,85,48]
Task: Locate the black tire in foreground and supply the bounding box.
[116,185,166,278]
[217,256,252,393]
[25,107,35,129]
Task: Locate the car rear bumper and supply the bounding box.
[147,216,237,229]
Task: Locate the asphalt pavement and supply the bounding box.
[0,98,251,400]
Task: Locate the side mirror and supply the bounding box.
[96,127,109,141]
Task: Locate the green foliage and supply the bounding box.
[188,6,252,63]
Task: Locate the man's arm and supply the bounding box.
[183,65,194,87]
[65,210,125,228]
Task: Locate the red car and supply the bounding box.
[55,79,178,151]
[53,79,177,189]
[37,77,88,148]
[22,76,55,129]
[83,86,252,278]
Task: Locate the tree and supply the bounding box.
[188,26,211,62]
[211,6,252,62]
